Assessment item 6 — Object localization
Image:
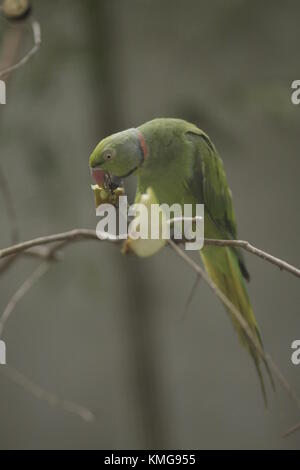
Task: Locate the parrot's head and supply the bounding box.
[89,128,147,187]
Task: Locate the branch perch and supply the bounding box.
[205,239,300,278]
[0,229,299,278]
[0,227,299,431]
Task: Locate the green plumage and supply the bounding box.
[89,118,273,402]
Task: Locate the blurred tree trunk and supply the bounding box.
[83,0,170,448]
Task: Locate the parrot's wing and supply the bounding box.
[186,129,250,281]
[185,128,274,401]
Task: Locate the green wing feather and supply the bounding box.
[186,127,274,403]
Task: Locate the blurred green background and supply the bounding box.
[0,0,299,449]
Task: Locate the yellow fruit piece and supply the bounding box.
[91,184,125,208]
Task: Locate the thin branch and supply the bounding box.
[283,421,300,438]
[0,262,49,337]
[0,20,41,79]
[0,245,64,276]
[0,229,299,279]
[0,227,299,430]
[0,255,96,423]
[167,240,300,413]
[205,239,300,279]
[0,229,99,260]
[0,245,67,337]
[24,243,65,261]
[1,365,95,423]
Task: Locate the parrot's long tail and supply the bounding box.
[200,245,274,405]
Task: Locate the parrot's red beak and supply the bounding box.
[90,167,107,186]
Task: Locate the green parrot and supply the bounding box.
[89,118,272,402]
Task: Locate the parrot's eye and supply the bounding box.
[104,150,114,161]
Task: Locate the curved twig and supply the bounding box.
[0,229,299,278]
[283,421,300,438]
[205,239,300,279]
[0,20,41,79]
[1,365,95,423]
[0,226,299,431]
[0,262,49,336]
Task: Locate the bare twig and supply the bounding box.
[0,262,49,336]
[0,246,62,347]
[0,253,96,422]
[0,227,299,429]
[283,421,300,438]
[0,256,96,423]
[205,239,300,279]
[0,230,299,278]
[24,244,64,261]
[0,229,99,260]
[0,18,24,79]
[0,20,41,79]
[0,245,64,276]
[1,365,95,423]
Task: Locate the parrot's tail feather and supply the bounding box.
[200,245,274,403]
[251,350,267,407]
[255,326,276,393]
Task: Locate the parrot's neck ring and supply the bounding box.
[137,130,148,161]
[117,130,148,179]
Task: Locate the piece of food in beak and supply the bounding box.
[91,184,125,208]
[91,185,108,207]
